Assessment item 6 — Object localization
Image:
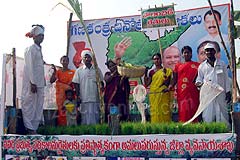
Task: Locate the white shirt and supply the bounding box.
[23,44,45,87]
[196,59,230,93]
[72,65,103,103]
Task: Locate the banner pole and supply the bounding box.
[207,0,240,97]
[154,3,163,58]
[66,13,73,57]
[12,48,16,109]
[6,49,17,134]
[229,0,237,103]
[207,0,231,64]
[0,54,7,159]
[229,0,240,156]
[157,29,163,57]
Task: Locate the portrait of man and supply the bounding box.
[198,9,229,49]
[197,40,210,63]
[162,46,181,70]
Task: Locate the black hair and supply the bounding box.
[105,59,116,68]
[181,46,192,54]
[152,53,161,60]
[65,89,74,95]
[204,10,221,21]
[60,55,69,62]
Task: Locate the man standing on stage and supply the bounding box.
[21,24,45,134]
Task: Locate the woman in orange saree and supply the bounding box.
[50,56,75,126]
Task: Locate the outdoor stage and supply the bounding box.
[1,100,240,160]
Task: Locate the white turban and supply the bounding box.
[25,25,45,38]
[81,50,93,58]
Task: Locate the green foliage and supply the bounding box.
[234,11,240,21]
[133,122,147,134]
[193,123,205,134]
[67,0,82,20]
[149,123,161,134]
[95,124,111,135]
[38,122,229,135]
[217,122,229,133]
[234,11,240,38]
[120,122,134,135]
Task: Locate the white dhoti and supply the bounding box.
[21,84,44,131]
[80,102,100,125]
[21,37,45,132]
[202,92,230,128]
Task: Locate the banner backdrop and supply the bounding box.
[68,4,230,74]
[3,4,230,111]
[4,55,57,109]
[1,133,236,159]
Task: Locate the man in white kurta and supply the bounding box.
[21,25,45,134]
[196,42,231,129]
[72,50,103,125]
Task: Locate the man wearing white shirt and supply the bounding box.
[72,50,104,125]
[195,42,231,129]
[21,25,45,134]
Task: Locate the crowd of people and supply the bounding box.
[21,24,231,135]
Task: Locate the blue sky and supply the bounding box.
[0,0,239,91]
